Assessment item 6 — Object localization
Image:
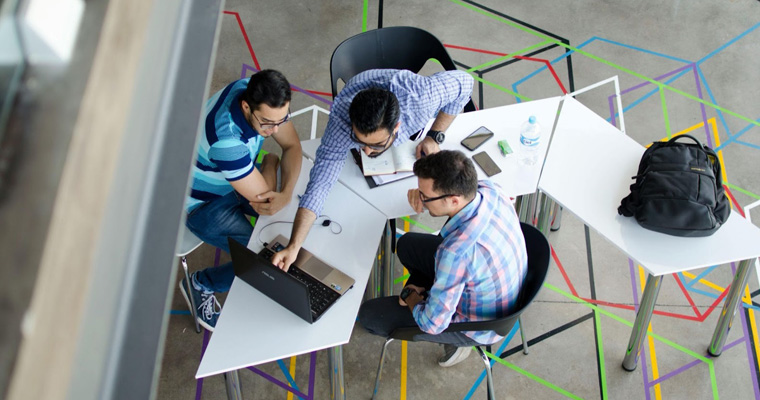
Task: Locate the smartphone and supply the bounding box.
[461,126,495,151]
[472,151,502,177]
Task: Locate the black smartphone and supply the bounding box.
[461,126,495,151]
[472,151,501,177]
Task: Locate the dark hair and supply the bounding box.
[413,150,478,199]
[348,88,400,135]
[242,69,291,110]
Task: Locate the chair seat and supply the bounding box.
[177,225,203,257]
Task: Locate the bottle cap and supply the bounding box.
[528,116,536,124]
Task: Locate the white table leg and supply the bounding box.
[224,370,243,399]
[709,258,755,356]
[327,346,346,400]
[622,274,663,371]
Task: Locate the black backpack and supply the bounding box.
[618,134,730,237]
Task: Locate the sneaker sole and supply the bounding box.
[178,280,215,332]
[438,347,471,367]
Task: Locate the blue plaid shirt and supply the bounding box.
[299,69,474,215]
[412,180,528,345]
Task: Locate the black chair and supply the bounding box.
[329,26,477,112]
[370,223,550,400]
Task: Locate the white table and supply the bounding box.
[196,157,387,399]
[539,96,760,370]
[302,97,563,297]
[301,96,562,218]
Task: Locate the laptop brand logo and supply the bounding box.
[262,271,275,281]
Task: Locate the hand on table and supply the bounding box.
[415,137,440,158]
[407,188,424,214]
[271,245,299,272]
[250,191,290,216]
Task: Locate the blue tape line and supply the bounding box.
[695,66,734,147]
[276,359,304,400]
[682,267,719,289]
[697,22,760,64]
[462,323,519,400]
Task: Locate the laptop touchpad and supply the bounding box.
[303,260,332,280]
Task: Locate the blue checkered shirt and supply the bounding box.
[412,180,528,345]
[298,69,474,215]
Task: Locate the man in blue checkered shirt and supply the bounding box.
[358,150,528,367]
[270,69,474,270]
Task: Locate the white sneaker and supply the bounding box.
[438,345,472,367]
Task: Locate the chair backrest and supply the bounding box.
[389,222,550,341]
[329,26,476,112]
[515,223,551,313]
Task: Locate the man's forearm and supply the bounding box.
[430,112,456,132]
[279,145,302,196]
[287,207,317,249]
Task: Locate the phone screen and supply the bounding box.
[472,151,501,177]
[461,126,495,151]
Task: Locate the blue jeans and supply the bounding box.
[185,190,257,293]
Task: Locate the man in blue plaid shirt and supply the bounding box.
[358,150,528,367]
[270,69,474,270]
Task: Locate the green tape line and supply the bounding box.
[362,0,368,32]
[483,349,583,399]
[594,311,608,399]
[660,86,671,139]
[399,216,437,233]
[471,74,532,101]
[447,0,760,129]
[544,283,718,398]
[726,183,760,201]
[394,274,411,285]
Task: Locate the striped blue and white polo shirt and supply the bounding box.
[186,78,265,212]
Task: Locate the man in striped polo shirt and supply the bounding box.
[358,150,528,367]
[180,70,302,331]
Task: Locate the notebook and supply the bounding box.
[228,236,355,323]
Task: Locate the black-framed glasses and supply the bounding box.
[252,108,291,131]
[350,129,397,152]
[419,191,457,203]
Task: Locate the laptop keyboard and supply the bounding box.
[259,247,339,317]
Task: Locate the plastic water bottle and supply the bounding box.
[518,116,541,166]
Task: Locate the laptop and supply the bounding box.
[228,235,355,323]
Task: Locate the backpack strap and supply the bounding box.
[667,134,702,146]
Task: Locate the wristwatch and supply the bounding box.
[426,129,445,144]
[399,287,415,301]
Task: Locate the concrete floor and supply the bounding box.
[157,1,760,399]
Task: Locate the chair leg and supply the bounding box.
[371,338,394,400]
[474,347,495,400]
[519,316,529,355]
[181,256,201,333]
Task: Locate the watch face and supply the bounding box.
[435,132,445,144]
[400,287,413,300]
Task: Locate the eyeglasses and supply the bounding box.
[350,129,397,153]
[419,191,457,203]
[252,108,291,131]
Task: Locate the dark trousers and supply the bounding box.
[358,233,481,346]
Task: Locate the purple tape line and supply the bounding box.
[247,366,310,399]
[607,63,693,127]
[240,64,333,106]
[734,262,760,398]
[308,351,316,399]
[195,330,211,400]
[646,337,745,387]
